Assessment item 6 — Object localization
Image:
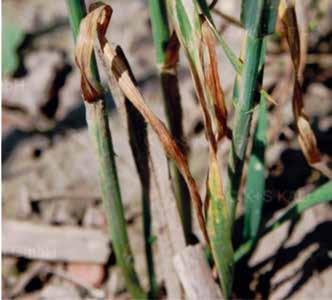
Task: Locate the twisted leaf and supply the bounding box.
[279,0,331,177]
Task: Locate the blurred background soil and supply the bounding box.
[2,0,332,299]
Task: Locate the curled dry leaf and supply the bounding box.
[74,3,108,103]
[279,0,331,177]
[297,116,321,163]
[201,20,229,140]
[75,2,209,244]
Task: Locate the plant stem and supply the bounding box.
[226,0,280,224]
[227,34,264,222]
[243,94,267,241]
[242,38,267,241]
[125,98,157,296]
[148,0,192,242]
[66,1,146,298]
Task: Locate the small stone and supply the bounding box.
[67,262,105,288]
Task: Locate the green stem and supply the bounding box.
[142,187,157,297]
[227,34,264,222]
[149,0,192,242]
[226,0,280,228]
[243,95,267,241]
[148,0,169,66]
[242,40,267,241]
[66,1,146,298]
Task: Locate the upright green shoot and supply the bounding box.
[66,1,146,298]
[226,0,280,224]
[243,38,268,242]
[243,96,267,241]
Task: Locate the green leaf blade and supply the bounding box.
[241,0,280,37]
[207,199,234,298]
[243,97,267,241]
[235,181,332,261]
[148,0,170,65]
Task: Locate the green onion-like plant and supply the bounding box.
[66,1,146,298]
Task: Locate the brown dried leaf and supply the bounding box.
[202,21,229,140]
[74,3,109,102]
[279,0,330,175]
[190,57,217,153]
[75,3,209,243]
[297,116,321,164]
